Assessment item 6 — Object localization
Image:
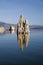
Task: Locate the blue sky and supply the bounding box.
[0,0,43,25]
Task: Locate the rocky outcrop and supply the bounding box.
[9,26,15,31]
[17,15,30,34]
[0,27,5,34]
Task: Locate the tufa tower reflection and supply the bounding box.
[17,33,30,51]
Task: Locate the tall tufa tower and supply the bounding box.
[17,15,30,34]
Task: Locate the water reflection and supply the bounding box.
[0,30,16,35]
[0,29,30,51]
[9,30,15,34]
[17,33,30,51]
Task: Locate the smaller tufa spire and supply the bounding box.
[25,19,29,25]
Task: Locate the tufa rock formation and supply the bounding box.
[0,26,5,34]
[17,15,30,34]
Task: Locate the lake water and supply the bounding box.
[0,29,43,65]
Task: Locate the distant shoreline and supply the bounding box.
[0,22,43,30]
[29,25,43,29]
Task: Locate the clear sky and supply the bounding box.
[0,0,43,25]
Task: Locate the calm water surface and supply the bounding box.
[0,29,43,65]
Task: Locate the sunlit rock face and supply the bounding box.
[17,15,24,32]
[9,26,16,34]
[9,26,15,31]
[11,26,15,30]
[0,27,5,34]
[25,19,29,33]
[17,15,30,34]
